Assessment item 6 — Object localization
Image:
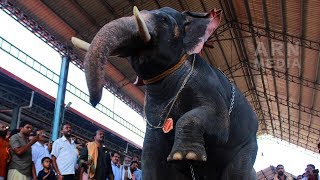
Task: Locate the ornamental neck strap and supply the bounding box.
[143,54,190,85]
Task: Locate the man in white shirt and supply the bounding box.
[51,123,78,180]
[110,152,121,180]
[31,129,50,179]
[119,156,132,180]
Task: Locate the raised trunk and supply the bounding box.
[84,16,141,106]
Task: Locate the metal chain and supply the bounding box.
[190,164,196,180]
[217,68,236,115]
[144,54,196,129]
[228,83,236,115]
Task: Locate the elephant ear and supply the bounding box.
[183,9,222,55]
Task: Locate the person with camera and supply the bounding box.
[7,121,39,180]
[31,129,51,179]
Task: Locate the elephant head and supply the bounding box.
[76,6,222,106]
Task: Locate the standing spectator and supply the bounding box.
[131,156,142,180]
[37,157,56,180]
[273,164,293,180]
[51,123,78,180]
[120,156,132,180]
[32,129,51,179]
[132,156,141,169]
[130,161,142,180]
[8,121,38,180]
[79,130,113,180]
[305,164,319,180]
[0,122,10,180]
[110,152,121,180]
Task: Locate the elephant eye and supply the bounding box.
[161,16,168,22]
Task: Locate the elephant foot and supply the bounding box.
[167,143,207,162]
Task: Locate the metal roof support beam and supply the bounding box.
[154,0,161,8]
[280,0,292,144]
[253,89,320,118]
[297,1,306,145]
[229,21,320,52]
[216,0,248,88]
[226,0,268,133]
[214,35,237,86]
[177,0,185,11]
[246,61,320,91]
[264,129,317,153]
[307,51,320,146]
[203,49,215,66]
[263,130,318,153]
[98,0,118,18]
[222,61,243,75]
[182,0,191,11]
[70,0,100,28]
[216,36,237,85]
[39,0,78,33]
[199,0,207,12]
[262,0,283,139]
[257,109,320,137]
[263,111,319,153]
[243,0,275,136]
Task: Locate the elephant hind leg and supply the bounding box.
[220,139,258,180]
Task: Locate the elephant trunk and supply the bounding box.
[83,7,151,106]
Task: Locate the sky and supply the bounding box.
[0,8,319,176]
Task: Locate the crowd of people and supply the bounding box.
[2,120,320,180]
[273,164,319,180]
[0,121,142,180]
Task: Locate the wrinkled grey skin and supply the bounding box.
[83,7,258,180]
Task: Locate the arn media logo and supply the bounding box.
[253,41,301,69]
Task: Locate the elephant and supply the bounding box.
[72,6,259,180]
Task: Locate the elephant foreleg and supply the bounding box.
[167,106,229,161]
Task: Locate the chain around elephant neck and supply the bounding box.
[217,68,236,115]
[144,54,196,129]
[229,84,235,115]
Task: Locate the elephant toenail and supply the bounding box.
[166,156,171,161]
[202,155,207,161]
[186,152,197,160]
[173,152,183,160]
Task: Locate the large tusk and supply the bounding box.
[133,6,151,43]
[71,37,90,51]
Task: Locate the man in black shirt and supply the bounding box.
[80,130,114,180]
